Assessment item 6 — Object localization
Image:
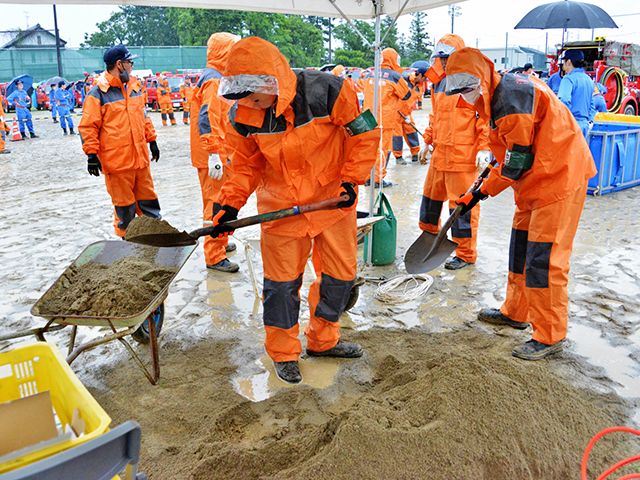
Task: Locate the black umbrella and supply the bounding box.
[515,0,618,44]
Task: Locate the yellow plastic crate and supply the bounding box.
[0,342,111,474]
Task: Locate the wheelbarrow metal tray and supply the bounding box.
[30,241,197,328]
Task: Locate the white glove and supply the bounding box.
[404,116,411,124]
[0,116,3,123]
[476,150,491,170]
[208,153,224,180]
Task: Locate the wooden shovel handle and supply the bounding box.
[188,194,350,239]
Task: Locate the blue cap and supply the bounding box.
[560,49,584,63]
[103,45,139,65]
[416,66,430,76]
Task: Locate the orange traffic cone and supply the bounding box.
[10,119,22,142]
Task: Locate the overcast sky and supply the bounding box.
[0,0,638,56]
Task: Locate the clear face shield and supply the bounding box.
[218,74,279,109]
[445,72,482,105]
[430,42,457,63]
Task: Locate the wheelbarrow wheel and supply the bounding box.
[344,277,365,312]
[132,303,164,344]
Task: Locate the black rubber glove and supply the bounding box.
[336,182,357,210]
[456,189,488,215]
[210,205,239,239]
[149,140,160,162]
[87,154,102,176]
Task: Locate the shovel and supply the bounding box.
[404,158,497,274]
[397,110,422,135]
[127,194,350,247]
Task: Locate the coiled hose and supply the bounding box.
[581,426,640,479]
[599,67,625,113]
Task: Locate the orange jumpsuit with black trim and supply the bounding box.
[189,33,236,267]
[447,47,597,345]
[180,80,195,124]
[220,37,380,363]
[157,78,176,125]
[362,48,411,182]
[79,72,160,237]
[0,100,7,152]
[420,34,489,265]
[393,71,422,159]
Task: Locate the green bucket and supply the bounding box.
[364,192,397,265]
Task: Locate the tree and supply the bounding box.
[405,11,432,66]
[167,9,244,46]
[332,20,374,66]
[272,16,324,68]
[82,6,178,47]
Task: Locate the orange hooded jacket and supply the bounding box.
[190,33,237,168]
[423,35,490,173]
[179,80,195,109]
[446,48,597,210]
[219,37,380,238]
[79,72,156,174]
[362,48,411,132]
[398,71,423,117]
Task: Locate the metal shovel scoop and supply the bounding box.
[404,158,497,274]
[126,195,350,247]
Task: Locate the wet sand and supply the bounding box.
[1,104,640,478]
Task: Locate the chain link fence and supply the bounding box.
[0,46,208,83]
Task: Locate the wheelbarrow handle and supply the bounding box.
[188,194,351,239]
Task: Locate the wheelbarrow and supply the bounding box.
[28,240,197,385]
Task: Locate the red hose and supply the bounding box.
[581,427,640,480]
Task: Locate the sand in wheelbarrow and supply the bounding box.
[124,216,181,241]
[37,250,179,318]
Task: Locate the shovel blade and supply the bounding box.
[404,231,458,274]
[125,232,198,247]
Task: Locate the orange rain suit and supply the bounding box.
[393,71,423,159]
[446,48,597,345]
[189,33,237,267]
[79,72,160,237]
[419,35,490,264]
[362,48,411,182]
[219,37,380,362]
[0,100,7,152]
[157,78,176,125]
[180,79,196,124]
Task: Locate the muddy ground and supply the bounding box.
[1,103,640,478]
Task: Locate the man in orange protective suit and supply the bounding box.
[189,32,239,273]
[446,47,596,360]
[157,76,176,126]
[419,34,491,270]
[79,45,161,238]
[0,99,10,154]
[362,47,411,187]
[180,76,196,125]
[213,37,380,384]
[392,66,428,164]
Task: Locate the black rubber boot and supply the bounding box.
[307,340,364,358]
[0,149,10,154]
[69,128,76,135]
[225,241,236,253]
[396,156,407,165]
[512,339,563,361]
[30,132,38,138]
[444,256,472,270]
[21,132,27,140]
[53,118,58,123]
[477,309,530,330]
[274,361,302,384]
[63,128,68,135]
[411,154,419,162]
[206,258,239,272]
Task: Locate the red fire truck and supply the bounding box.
[144,71,200,111]
[550,38,640,116]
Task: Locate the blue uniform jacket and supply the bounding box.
[55,88,73,108]
[7,90,31,109]
[558,68,594,126]
[547,72,562,95]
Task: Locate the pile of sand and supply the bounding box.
[124,216,182,241]
[88,327,640,479]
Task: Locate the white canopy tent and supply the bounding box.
[11,0,466,262]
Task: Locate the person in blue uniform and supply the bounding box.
[590,82,608,121]
[7,80,37,139]
[49,84,59,123]
[547,70,562,94]
[557,49,594,137]
[55,81,75,135]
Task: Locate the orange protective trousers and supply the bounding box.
[104,167,161,237]
[392,121,421,158]
[420,166,479,264]
[197,167,229,266]
[500,182,588,345]
[261,211,357,363]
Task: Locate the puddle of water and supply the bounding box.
[234,354,339,402]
